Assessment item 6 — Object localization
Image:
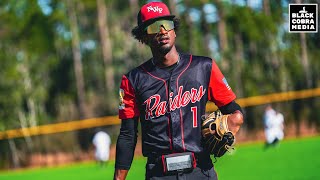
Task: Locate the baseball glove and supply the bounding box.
[202,110,235,157]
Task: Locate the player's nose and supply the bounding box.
[159,26,168,34]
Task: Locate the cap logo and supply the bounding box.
[147,5,163,13]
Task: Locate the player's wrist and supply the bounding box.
[114,169,129,180]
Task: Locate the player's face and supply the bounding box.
[145,21,176,54]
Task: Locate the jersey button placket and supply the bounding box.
[170,77,175,92]
[168,75,182,150]
[170,111,182,150]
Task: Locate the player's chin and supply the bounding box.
[158,44,173,54]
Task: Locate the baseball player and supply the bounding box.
[113,2,243,180]
[263,105,284,148]
[92,130,111,167]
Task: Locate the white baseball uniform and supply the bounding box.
[264,109,284,144]
[92,131,111,161]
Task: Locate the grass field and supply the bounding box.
[0,136,319,180]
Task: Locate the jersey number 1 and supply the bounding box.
[191,106,197,128]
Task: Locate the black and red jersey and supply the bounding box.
[119,53,236,157]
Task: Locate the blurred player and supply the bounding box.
[263,105,284,148]
[92,129,111,167]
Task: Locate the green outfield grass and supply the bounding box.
[0,136,319,180]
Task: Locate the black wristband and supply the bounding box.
[219,101,243,115]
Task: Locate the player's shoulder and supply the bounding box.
[125,59,152,76]
[184,53,213,68]
[190,54,212,62]
[122,58,153,86]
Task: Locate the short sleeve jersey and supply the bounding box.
[118,53,236,157]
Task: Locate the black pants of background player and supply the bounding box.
[145,153,218,180]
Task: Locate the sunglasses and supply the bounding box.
[145,20,174,34]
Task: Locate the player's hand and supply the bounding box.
[226,111,243,135]
[114,169,129,180]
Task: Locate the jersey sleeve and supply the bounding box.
[208,60,236,107]
[119,75,140,119]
